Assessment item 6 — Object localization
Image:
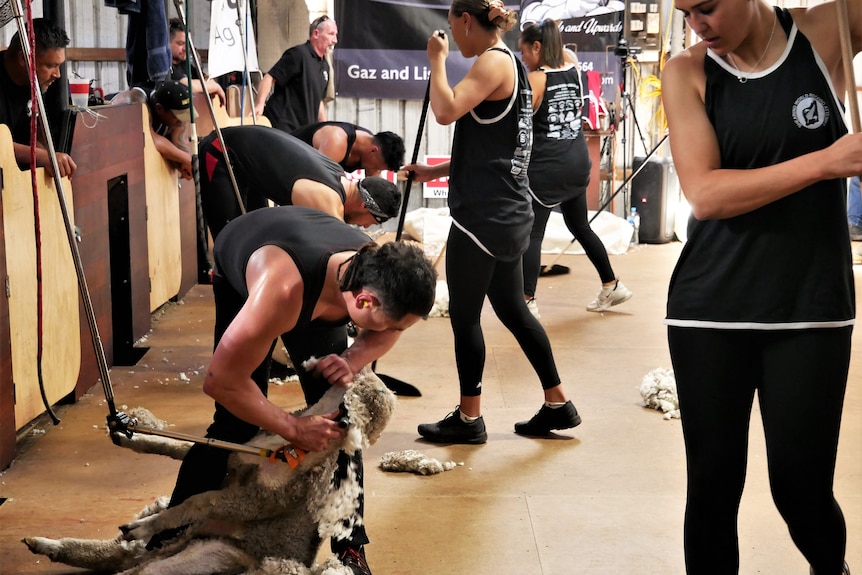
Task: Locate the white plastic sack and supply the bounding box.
[402,207,633,256]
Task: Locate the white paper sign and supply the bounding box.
[208,0,260,78]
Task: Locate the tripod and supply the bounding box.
[614,38,650,215]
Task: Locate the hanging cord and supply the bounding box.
[24,0,60,425]
[178,0,213,280]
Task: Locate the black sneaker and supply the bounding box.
[514,401,582,436]
[338,546,372,575]
[418,407,488,444]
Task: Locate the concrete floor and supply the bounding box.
[0,241,859,574]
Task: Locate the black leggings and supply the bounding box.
[522,193,616,297]
[667,326,849,575]
[169,274,369,548]
[446,225,561,397]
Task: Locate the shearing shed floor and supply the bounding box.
[1,241,860,574]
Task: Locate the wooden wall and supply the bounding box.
[1,126,81,437]
[0,160,15,469]
[0,103,197,469]
[0,96,262,470]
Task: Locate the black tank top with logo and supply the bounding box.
[666,7,854,328]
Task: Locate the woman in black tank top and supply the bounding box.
[663,1,862,573]
[406,1,583,446]
[518,20,632,316]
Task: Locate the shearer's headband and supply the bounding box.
[357,180,391,224]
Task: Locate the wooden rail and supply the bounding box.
[65,47,208,63]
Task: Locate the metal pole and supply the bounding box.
[539,134,668,271]
[233,0,257,124]
[395,77,432,241]
[173,0,246,215]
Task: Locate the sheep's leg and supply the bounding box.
[123,472,312,543]
[22,535,146,572]
[117,539,256,575]
[120,492,217,542]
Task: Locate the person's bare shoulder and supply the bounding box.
[316,124,348,143]
[663,42,708,94]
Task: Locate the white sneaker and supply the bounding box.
[526,298,541,319]
[586,280,632,312]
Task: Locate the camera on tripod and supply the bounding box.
[613,38,643,59]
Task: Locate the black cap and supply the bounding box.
[152,81,196,122]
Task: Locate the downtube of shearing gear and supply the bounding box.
[175,0,245,214]
[12,0,116,421]
[542,133,670,272]
[395,78,431,241]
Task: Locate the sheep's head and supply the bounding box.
[342,368,396,450]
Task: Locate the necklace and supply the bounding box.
[726,12,777,83]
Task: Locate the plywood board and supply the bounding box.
[0,126,81,430]
[141,107,184,312]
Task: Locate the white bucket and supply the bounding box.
[69,78,90,108]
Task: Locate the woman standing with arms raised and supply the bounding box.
[406,0,581,443]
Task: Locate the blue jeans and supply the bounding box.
[847,176,861,227]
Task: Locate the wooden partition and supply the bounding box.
[69,102,198,395]
[193,92,271,141]
[0,98,258,469]
[142,111,186,312]
[0,170,12,469]
[0,126,82,442]
[0,179,11,469]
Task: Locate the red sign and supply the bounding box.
[423,155,450,199]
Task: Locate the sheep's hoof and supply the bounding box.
[119,521,146,541]
[22,536,59,558]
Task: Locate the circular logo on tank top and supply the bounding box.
[791,93,829,130]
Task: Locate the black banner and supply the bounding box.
[333,0,624,102]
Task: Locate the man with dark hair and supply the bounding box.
[167,17,225,105]
[291,121,405,176]
[158,206,436,575]
[198,125,401,240]
[254,14,337,132]
[0,18,76,177]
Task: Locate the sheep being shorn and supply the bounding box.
[23,368,394,575]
